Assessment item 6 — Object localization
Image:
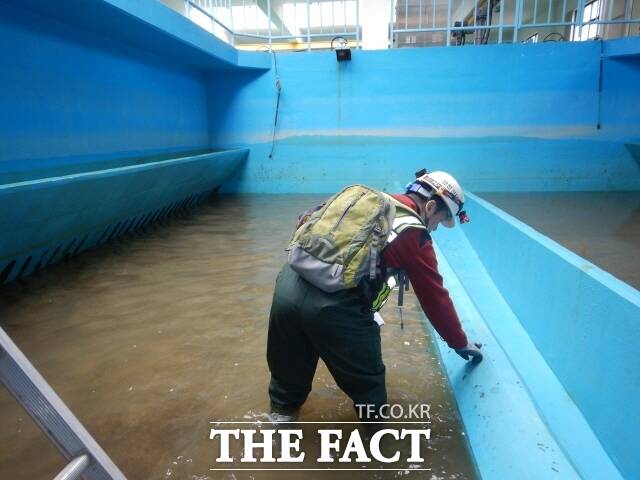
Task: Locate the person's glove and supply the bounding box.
[455,342,483,363]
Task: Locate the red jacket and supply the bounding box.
[383,194,468,349]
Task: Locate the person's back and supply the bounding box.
[266,170,483,422]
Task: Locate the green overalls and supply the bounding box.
[267,191,428,420]
[267,262,386,418]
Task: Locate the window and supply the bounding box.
[571,0,601,41]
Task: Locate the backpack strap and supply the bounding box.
[369,235,378,280]
[369,196,428,315]
[383,195,428,243]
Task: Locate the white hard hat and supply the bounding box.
[407,170,469,228]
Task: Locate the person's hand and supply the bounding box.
[455,342,483,363]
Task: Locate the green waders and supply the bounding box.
[267,263,386,420]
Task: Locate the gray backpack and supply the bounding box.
[286,185,426,293]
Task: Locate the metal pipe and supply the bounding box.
[188,0,210,16]
[533,0,539,24]
[230,17,640,40]
[187,0,236,34]
[355,0,360,47]
[432,0,436,28]
[221,0,225,27]
[229,0,235,45]
[214,13,237,33]
[214,0,218,35]
[185,0,640,48]
[235,30,361,39]
[514,20,573,27]
[463,0,466,26]
[576,0,585,39]
[267,0,272,46]
[507,18,640,28]
[343,0,347,33]
[606,0,616,34]
[513,0,522,42]
[447,0,452,45]
[307,0,311,50]
[53,455,90,480]
[242,0,246,33]
[474,0,478,29]
[389,0,395,47]
[624,0,633,21]
[499,0,505,42]
[623,0,633,36]
[402,0,407,30]
[394,23,514,33]
[213,0,217,34]
[254,0,258,36]
[331,0,335,34]
[578,17,640,24]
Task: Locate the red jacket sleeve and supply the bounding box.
[383,196,468,350]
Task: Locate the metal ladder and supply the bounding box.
[0,327,126,480]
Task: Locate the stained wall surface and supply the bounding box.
[209,40,640,193]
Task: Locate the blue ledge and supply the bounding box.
[433,230,624,479]
[0,0,271,71]
[430,236,581,479]
[604,36,640,59]
[426,191,638,479]
[0,149,248,283]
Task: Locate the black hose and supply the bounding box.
[258,46,282,159]
[543,32,566,42]
[270,86,281,159]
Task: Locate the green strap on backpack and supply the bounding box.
[286,185,426,293]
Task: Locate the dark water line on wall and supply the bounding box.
[597,39,604,130]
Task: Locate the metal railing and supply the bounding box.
[183,0,361,50]
[390,0,640,47]
[173,0,639,49]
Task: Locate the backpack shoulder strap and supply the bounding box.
[381,194,427,243]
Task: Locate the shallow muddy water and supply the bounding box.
[0,195,478,479]
[477,191,640,291]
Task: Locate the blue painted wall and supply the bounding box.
[210,41,640,193]
[0,0,255,283]
[0,1,210,176]
[459,193,640,479]
[601,38,640,138]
